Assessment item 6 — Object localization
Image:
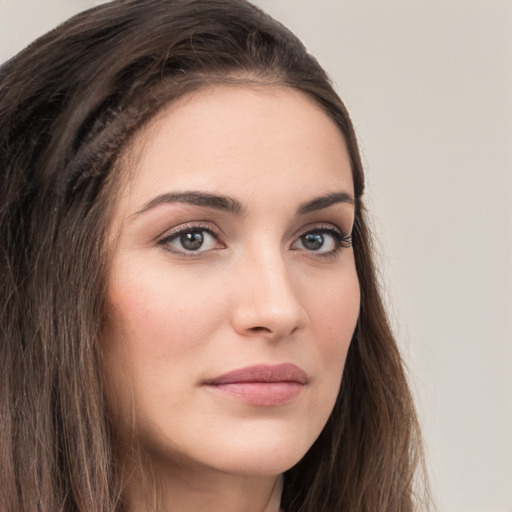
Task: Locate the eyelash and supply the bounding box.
[157,222,223,256]
[291,224,352,257]
[157,222,352,257]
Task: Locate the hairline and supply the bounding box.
[105,77,356,253]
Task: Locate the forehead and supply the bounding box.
[117,84,353,212]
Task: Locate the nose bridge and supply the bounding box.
[231,243,308,338]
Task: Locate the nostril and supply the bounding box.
[248,326,273,334]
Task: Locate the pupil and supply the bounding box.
[181,231,204,250]
[303,233,324,250]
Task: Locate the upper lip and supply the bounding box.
[204,363,308,385]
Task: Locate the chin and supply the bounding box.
[209,450,306,477]
[197,423,318,476]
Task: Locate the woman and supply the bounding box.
[0,0,428,511]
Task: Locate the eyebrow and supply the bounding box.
[296,191,355,214]
[135,191,246,217]
[134,190,355,217]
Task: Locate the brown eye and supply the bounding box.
[180,231,205,251]
[301,233,325,251]
[160,227,221,254]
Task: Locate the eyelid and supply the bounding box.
[292,222,350,241]
[156,221,225,254]
[154,220,352,257]
[156,221,220,239]
[290,222,353,254]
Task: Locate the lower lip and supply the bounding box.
[205,381,304,406]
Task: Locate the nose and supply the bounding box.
[230,251,309,340]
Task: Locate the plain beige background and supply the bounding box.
[1,1,511,511]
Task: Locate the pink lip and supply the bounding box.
[203,363,308,406]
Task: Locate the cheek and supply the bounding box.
[107,263,227,359]
[102,263,228,422]
[292,264,359,441]
[303,263,360,420]
[308,267,360,358]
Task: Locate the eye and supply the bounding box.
[291,226,352,255]
[158,225,222,255]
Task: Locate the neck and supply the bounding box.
[123,458,283,512]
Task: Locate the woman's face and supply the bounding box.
[105,85,360,477]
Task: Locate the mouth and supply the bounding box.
[202,363,308,406]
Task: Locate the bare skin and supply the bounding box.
[104,85,360,511]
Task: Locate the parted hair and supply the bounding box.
[0,1,427,510]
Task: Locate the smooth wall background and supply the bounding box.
[1,1,511,511]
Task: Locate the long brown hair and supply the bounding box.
[0,1,427,510]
